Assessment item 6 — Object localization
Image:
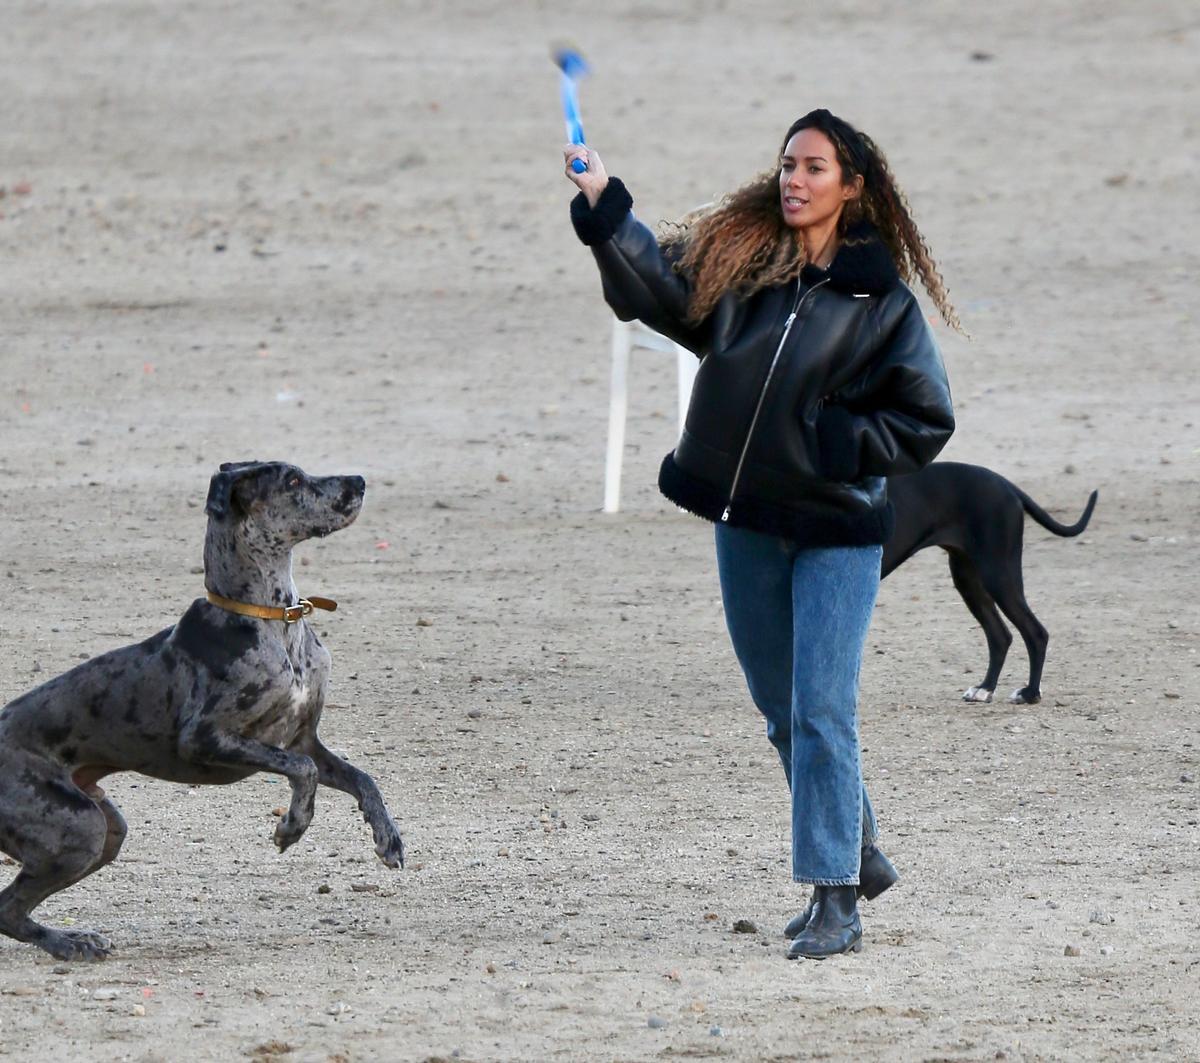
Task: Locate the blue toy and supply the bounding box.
[554,47,590,173]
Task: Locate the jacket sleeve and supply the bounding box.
[815,295,955,481]
[570,178,711,356]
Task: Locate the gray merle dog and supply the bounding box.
[0,461,404,961]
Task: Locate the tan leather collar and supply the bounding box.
[206,591,338,625]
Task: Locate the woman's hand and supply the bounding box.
[563,144,609,207]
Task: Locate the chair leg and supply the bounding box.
[675,343,696,436]
[604,319,631,513]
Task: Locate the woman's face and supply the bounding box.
[778,128,861,230]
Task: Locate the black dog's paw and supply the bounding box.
[962,686,994,704]
[1009,687,1041,705]
[43,928,113,962]
[376,830,405,870]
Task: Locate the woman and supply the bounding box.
[563,109,957,959]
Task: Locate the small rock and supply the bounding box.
[710,1025,725,1037]
[1129,532,1148,542]
[732,919,758,935]
[327,1001,352,1016]
[582,813,600,823]
[495,472,510,483]
[1164,691,1181,700]
[647,1015,668,1030]
[1045,900,1060,910]
[271,807,285,817]
[1089,909,1113,925]
[703,912,719,922]
[1063,463,1076,475]
[1181,774,1195,784]
[485,962,496,974]
[1063,944,1081,957]
[131,1003,146,1017]
[52,965,70,975]
[92,988,120,1000]
[1100,945,1114,956]
[467,709,482,719]
[350,882,380,893]
[317,883,332,894]
[541,930,561,944]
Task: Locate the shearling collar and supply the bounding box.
[800,221,899,295]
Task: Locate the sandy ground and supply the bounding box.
[1,1,1198,1060]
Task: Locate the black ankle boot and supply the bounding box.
[787,885,862,959]
[783,844,898,939]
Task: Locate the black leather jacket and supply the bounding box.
[572,178,955,546]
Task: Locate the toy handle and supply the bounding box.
[561,73,588,173]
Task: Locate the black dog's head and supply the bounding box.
[205,461,365,548]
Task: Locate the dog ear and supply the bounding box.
[205,462,263,519]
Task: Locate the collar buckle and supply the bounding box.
[281,600,313,624]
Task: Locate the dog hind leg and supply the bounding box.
[947,550,1012,703]
[972,557,1048,704]
[0,773,116,961]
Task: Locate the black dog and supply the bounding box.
[884,462,1097,705]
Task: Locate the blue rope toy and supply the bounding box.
[554,47,590,173]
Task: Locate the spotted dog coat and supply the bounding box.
[0,462,404,961]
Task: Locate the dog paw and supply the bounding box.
[43,928,113,962]
[376,832,405,870]
[273,813,311,853]
[1009,687,1041,705]
[962,686,994,703]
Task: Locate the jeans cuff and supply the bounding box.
[794,875,860,886]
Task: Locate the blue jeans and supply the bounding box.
[715,523,881,885]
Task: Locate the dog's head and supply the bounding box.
[205,461,365,547]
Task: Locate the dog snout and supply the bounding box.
[333,476,366,515]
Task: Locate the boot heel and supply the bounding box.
[859,870,898,902]
[858,846,900,902]
[849,938,863,953]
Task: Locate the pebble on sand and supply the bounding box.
[1063,944,1081,957]
[732,919,758,934]
[647,1016,668,1029]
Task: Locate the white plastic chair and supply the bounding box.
[604,318,698,513]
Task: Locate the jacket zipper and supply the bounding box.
[720,277,830,522]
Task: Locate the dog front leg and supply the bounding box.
[304,740,405,869]
[178,721,318,852]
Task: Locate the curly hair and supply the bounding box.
[661,109,962,332]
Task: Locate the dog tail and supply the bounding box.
[1016,486,1099,537]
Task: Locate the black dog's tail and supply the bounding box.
[1016,486,1099,537]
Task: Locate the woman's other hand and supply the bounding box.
[563,145,609,207]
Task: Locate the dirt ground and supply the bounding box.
[1,2,1197,1060]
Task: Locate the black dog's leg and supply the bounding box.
[302,739,405,869]
[974,559,1048,704]
[178,722,318,852]
[947,550,1013,703]
[0,774,116,961]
